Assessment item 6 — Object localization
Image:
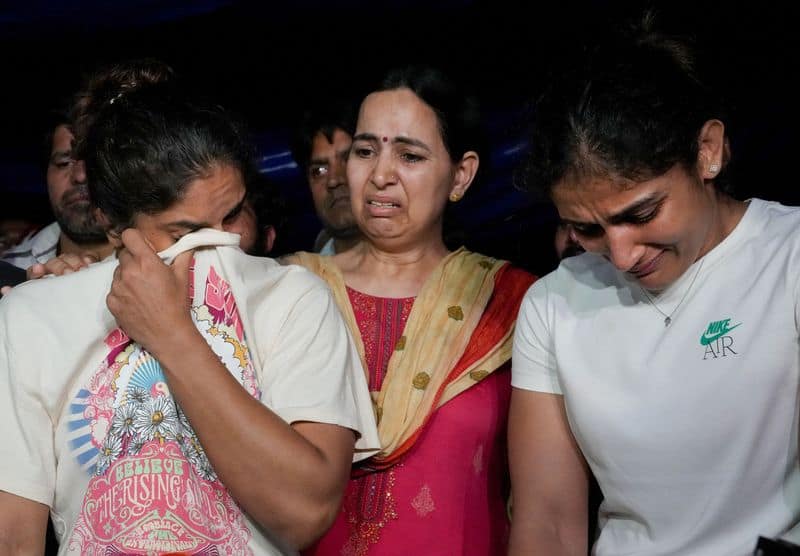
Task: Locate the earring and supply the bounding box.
[449,192,462,202]
[709,164,720,174]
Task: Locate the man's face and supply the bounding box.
[47,125,106,243]
[306,128,358,237]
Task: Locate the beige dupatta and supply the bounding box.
[287,248,516,464]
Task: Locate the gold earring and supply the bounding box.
[449,192,462,202]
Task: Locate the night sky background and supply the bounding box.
[0,0,796,275]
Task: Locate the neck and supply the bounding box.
[332,235,361,254]
[58,234,114,261]
[337,238,450,298]
[697,192,747,261]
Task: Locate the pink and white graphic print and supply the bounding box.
[67,261,258,554]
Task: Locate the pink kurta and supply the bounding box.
[305,287,511,556]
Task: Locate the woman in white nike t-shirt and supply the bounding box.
[508,10,800,556]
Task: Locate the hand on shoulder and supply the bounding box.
[26,252,101,280]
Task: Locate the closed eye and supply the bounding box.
[629,207,659,225]
[51,158,74,169]
[571,223,604,238]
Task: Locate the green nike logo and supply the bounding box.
[700,318,742,346]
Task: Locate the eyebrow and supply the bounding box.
[606,193,664,225]
[561,193,664,227]
[310,146,351,165]
[49,150,72,162]
[353,133,431,152]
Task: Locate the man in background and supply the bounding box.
[290,98,361,255]
[1,113,112,274]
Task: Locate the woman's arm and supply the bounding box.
[106,230,356,548]
[155,332,354,549]
[508,388,590,555]
[0,491,48,556]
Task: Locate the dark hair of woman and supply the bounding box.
[517,11,734,197]
[83,80,256,231]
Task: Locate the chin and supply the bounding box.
[635,270,672,292]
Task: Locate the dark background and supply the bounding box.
[0,0,797,275]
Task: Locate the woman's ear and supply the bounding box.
[263,225,277,254]
[95,208,122,247]
[698,119,726,180]
[106,228,123,248]
[449,151,480,201]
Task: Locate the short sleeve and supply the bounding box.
[0,296,56,505]
[259,284,380,461]
[511,279,562,395]
[794,265,800,333]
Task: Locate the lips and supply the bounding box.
[365,196,401,216]
[366,195,401,208]
[629,250,664,278]
[328,194,350,208]
[62,187,91,206]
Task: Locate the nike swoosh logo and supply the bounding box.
[700,323,742,345]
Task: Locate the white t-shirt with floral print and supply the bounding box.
[0,231,379,555]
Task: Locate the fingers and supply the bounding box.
[120,228,156,257]
[0,286,11,296]
[26,253,93,279]
[26,263,46,279]
[171,250,194,299]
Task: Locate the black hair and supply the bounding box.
[71,58,176,161]
[83,80,256,230]
[376,64,485,166]
[289,96,358,171]
[516,10,733,197]
[41,104,71,165]
[247,172,287,256]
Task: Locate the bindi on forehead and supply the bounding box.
[382,136,388,143]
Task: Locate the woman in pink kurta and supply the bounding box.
[290,65,535,555]
[330,289,512,555]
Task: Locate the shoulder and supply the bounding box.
[749,198,800,233]
[22,222,60,255]
[0,259,117,334]
[280,250,323,269]
[0,222,60,266]
[736,199,800,265]
[522,251,623,314]
[222,248,333,297]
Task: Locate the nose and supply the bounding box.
[370,152,396,190]
[326,158,346,190]
[603,226,645,272]
[71,159,87,185]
